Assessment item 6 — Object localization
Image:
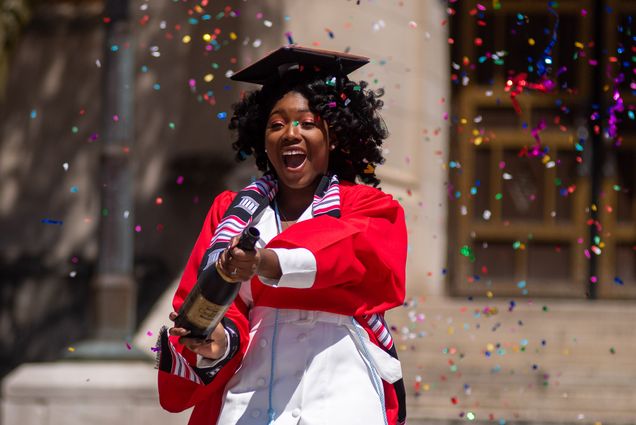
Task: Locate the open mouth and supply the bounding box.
[282,151,307,169]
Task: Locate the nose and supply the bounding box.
[283,121,301,142]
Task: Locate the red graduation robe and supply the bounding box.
[157,181,407,425]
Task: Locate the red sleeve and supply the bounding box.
[263,184,407,315]
[158,191,251,420]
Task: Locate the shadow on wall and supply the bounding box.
[0,1,245,379]
[0,153,232,380]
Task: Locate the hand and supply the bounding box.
[218,235,261,282]
[168,312,228,360]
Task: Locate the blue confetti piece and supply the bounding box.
[217,112,227,120]
[536,7,559,77]
[41,218,63,225]
[614,276,624,285]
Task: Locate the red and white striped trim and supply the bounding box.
[168,340,203,385]
[363,313,394,350]
[312,175,340,216]
[245,174,277,200]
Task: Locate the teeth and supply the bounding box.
[282,150,305,156]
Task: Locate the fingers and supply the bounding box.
[165,316,227,359]
[168,312,193,340]
[168,326,189,336]
[221,239,260,281]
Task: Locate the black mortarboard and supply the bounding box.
[230,45,369,86]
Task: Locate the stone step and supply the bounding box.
[1,362,191,425]
[386,299,636,424]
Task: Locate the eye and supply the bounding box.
[268,121,284,130]
[301,121,317,129]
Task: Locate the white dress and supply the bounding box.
[210,205,391,425]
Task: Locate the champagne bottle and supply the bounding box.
[174,227,260,339]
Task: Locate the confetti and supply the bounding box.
[536,6,559,77]
[460,245,475,262]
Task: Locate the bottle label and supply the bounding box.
[185,290,229,330]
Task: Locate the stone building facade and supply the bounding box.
[1,1,634,424]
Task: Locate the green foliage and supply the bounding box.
[0,0,32,96]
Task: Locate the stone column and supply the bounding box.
[271,0,450,298]
[71,0,140,358]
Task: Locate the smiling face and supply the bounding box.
[265,91,331,194]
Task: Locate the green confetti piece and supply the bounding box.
[460,245,475,262]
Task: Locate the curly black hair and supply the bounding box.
[228,72,388,186]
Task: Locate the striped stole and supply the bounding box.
[198,172,341,279]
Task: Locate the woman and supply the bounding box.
[157,46,407,425]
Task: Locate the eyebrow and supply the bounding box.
[268,108,313,117]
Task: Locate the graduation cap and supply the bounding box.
[230,45,369,86]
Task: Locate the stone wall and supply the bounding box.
[2,0,635,424]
